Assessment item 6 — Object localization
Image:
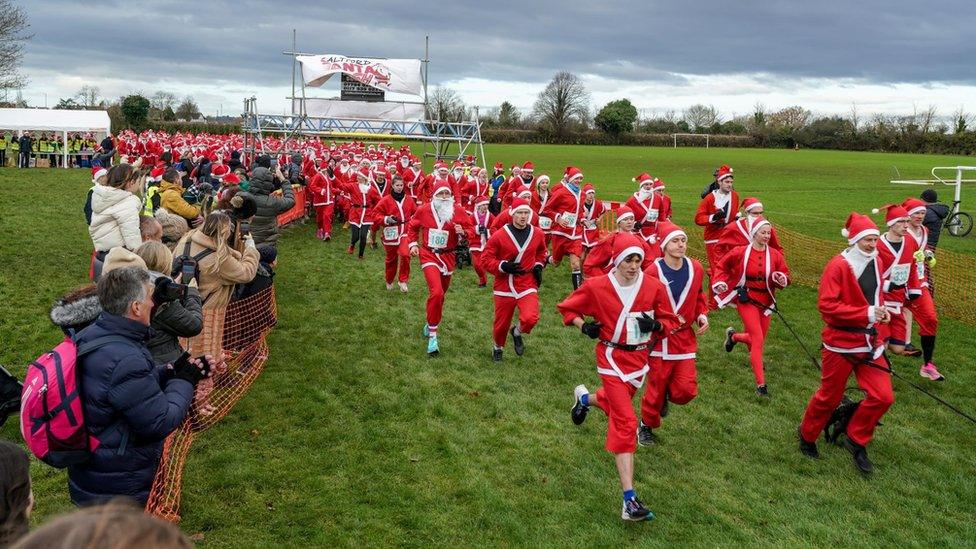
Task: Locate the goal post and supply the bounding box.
[672,133,710,148]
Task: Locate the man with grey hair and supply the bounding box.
[68,266,210,506]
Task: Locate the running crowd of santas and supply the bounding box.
[303,149,943,522]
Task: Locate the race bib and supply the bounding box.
[427,228,449,249]
[539,216,553,230]
[584,219,598,230]
[890,263,910,287]
[645,208,659,222]
[625,311,654,345]
[383,226,399,241]
[561,213,578,227]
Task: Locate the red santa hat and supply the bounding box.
[91,166,108,182]
[474,195,490,208]
[465,154,476,163]
[434,161,449,172]
[536,174,550,184]
[871,204,910,226]
[222,173,241,185]
[901,197,927,216]
[716,164,734,182]
[494,161,504,170]
[522,161,535,172]
[841,212,880,245]
[614,205,635,224]
[452,160,464,169]
[612,233,646,267]
[510,197,533,214]
[149,166,165,182]
[633,172,653,186]
[517,187,533,199]
[656,220,687,251]
[411,156,422,165]
[583,183,596,195]
[564,166,584,182]
[356,168,370,181]
[431,180,453,197]
[469,166,481,175]
[374,168,389,180]
[652,178,666,191]
[749,215,772,238]
[741,197,763,213]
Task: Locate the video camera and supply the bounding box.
[151,272,189,306]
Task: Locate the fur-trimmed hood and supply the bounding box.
[49,285,102,335]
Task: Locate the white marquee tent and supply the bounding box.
[0,108,111,168]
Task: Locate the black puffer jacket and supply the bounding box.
[147,286,203,365]
[247,167,296,246]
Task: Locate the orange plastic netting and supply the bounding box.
[145,286,277,522]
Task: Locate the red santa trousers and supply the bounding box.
[799,350,894,447]
[422,265,452,331]
[704,242,721,309]
[550,235,582,264]
[492,293,539,348]
[383,244,410,284]
[594,374,640,454]
[314,204,334,234]
[906,287,938,337]
[471,251,487,285]
[640,357,698,429]
[732,301,772,386]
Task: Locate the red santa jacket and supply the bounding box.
[819,251,884,355]
[646,256,708,359]
[342,180,382,226]
[557,272,678,387]
[581,200,607,247]
[468,209,496,252]
[531,190,552,230]
[480,223,548,298]
[715,215,783,261]
[694,189,741,243]
[372,193,418,246]
[404,203,474,275]
[625,192,672,242]
[490,209,540,232]
[582,232,657,278]
[876,234,921,313]
[712,244,790,311]
[462,178,490,212]
[420,174,457,203]
[306,171,335,206]
[403,167,425,202]
[541,185,585,240]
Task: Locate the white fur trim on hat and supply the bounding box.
[510,203,533,214]
[745,201,763,212]
[614,245,645,267]
[615,211,635,223]
[847,228,879,245]
[750,219,771,238]
[659,229,687,251]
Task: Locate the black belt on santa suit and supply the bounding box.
[424,247,458,255]
[599,340,649,351]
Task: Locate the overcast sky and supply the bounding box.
[15,0,976,121]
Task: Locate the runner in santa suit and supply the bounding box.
[372,174,417,292]
[694,165,740,308]
[421,161,454,204]
[402,157,426,205]
[582,206,656,278]
[625,173,670,245]
[714,197,783,261]
[334,158,353,224]
[461,167,490,213]
[396,153,411,178]
[638,220,709,445]
[499,162,534,209]
[542,166,588,289]
[450,160,468,198]
[490,189,539,231]
[480,198,548,362]
[560,233,677,522]
[870,205,928,362]
[712,217,790,396]
[367,167,394,249]
[530,175,554,248]
[468,196,495,287]
[798,213,894,474]
[580,184,607,263]
[404,182,475,356]
[343,168,382,259]
[307,161,337,241]
[900,197,943,380]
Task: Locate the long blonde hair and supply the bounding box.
[199,211,233,272]
[135,241,174,274]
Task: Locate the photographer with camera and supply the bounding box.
[69,266,210,507]
[134,241,203,366]
[246,154,295,248]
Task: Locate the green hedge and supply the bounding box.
[480,129,760,147]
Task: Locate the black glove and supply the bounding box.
[326,167,335,177]
[581,321,602,339]
[889,282,906,290]
[533,264,543,286]
[500,261,524,275]
[634,221,643,231]
[710,210,725,223]
[908,292,921,301]
[637,313,661,333]
[477,225,487,235]
[736,286,750,303]
[171,353,210,386]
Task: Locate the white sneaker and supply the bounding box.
[399,282,409,293]
[386,283,394,291]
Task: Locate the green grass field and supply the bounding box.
[1,145,975,546]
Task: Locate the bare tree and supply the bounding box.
[768,106,810,132]
[75,85,101,108]
[919,104,938,134]
[150,91,178,112]
[427,85,466,122]
[532,71,590,138]
[683,104,719,132]
[848,102,860,132]
[0,0,31,91]
[176,96,201,121]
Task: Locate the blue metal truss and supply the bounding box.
[242,113,482,143]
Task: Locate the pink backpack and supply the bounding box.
[20,334,133,468]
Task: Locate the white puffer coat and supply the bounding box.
[88,185,143,252]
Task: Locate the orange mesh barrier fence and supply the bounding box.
[276,186,307,226]
[145,285,278,522]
